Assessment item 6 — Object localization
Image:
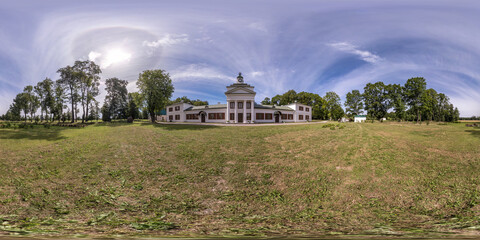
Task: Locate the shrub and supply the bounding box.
[127,117,134,123]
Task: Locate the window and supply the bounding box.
[265,113,273,120]
[247,102,251,108]
[247,113,251,120]
[299,115,303,120]
[282,114,288,120]
[169,107,173,112]
[306,107,310,112]
[208,113,225,120]
[299,106,304,111]
[256,113,264,120]
[238,102,243,108]
[175,106,180,111]
[169,115,173,120]
[306,115,310,120]
[186,114,198,120]
[230,102,235,109]
[175,115,180,120]
[288,114,293,120]
[230,113,235,120]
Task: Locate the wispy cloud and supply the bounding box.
[328,42,382,63]
[143,34,189,48]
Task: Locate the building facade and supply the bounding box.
[166,73,312,123]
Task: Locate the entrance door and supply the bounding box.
[275,114,280,123]
[201,114,205,123]
[238,113,243,123]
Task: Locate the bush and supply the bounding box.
[127,117,134,123]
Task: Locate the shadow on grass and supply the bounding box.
[465,128,480,138]
[0,127,67,141]
[140,122,220,131]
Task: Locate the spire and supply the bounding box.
[237,72,244,83]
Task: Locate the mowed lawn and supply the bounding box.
[0,121,479,236]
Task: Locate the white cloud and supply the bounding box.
[328,42,382,63]
[250,71,264,77]
[88,51,101,62]
[143,33,189,48]
[248,22,268,32]
[171,64,235,83]
[88,49,131,69]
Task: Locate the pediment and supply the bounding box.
[225,87,256,95]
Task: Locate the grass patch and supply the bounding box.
[0,121,479,236]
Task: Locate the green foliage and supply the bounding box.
[170,96,208,106]
[324,91,344,120]
[137,69,174,122]
[103,77,129,120]
[344,89,364,116]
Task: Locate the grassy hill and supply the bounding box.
[0,121,479,237]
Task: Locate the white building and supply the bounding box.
[354,115,367,122]
[166,73,312,124]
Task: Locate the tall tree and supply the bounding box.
[57,65,79,123]
[261,97,271,105]
[52,80,66,122]
[362,82,390,120]
[344,89,364,116]
[23,85,39,122]
[324,91,343,120]
[404,77,426,123]
[421,88,438,122]
[388,84,406,121]
[73,60,101,123]
[34,78,54,121]
[170,96,209,106]
[12,93,28,122]
[103,77,129,120]
[137,69,174,122]
[127,93,140,119]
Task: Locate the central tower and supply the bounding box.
[224,73,256,123]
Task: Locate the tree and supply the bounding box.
[362,82,390,120]
[57,65,79,123]
[103,77,129,120]
[271,94,282,105]
[137,69,174,122]
[34,78,55,121]
[170,96,208,106]
[388,84,406,121]
[421,88,438,122]
[404,77,426,123]
[11,93,28,122]
[51,81,66,122]
[344,90,364,116]
[127,93,140,119]
[261,97,271,105]
[324,91,343,120]
[23,85,39,122]
[73,60,101,123]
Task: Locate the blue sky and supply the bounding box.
[1,0,479,117]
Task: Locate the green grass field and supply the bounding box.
[0,121,479,237]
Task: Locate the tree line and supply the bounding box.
[262,77,459,122]
[344,77,459,122]
[2,61,174,123]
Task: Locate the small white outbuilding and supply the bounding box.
[354,115,367,123]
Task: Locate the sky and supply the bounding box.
[1,0,479,117]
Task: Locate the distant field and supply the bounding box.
[459,120,480,123]
[0,121,479,237]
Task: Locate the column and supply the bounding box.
[234,100,238,123]
[251,100,254,123]
[226,100,230,122]
[243,100,246,123]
